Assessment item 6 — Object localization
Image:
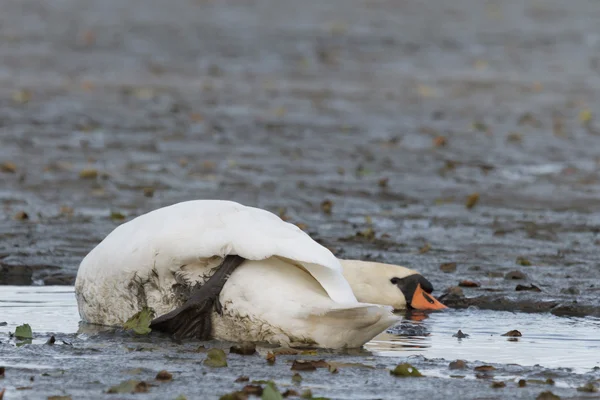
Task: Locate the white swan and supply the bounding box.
[75,200,445,349]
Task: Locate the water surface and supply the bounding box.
[2,286,598,374]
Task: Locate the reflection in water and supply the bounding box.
[367,308,600,373]
[1,286,599,373]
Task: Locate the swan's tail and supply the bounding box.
[305,303,400,349]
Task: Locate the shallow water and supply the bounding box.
[2,286,598,375]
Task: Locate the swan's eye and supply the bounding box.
[390,277,400,285]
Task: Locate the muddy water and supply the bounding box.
[2,286,598,374]
[1,286,599,399]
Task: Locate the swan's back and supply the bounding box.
[75,200,357,324]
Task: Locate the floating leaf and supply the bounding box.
[491,381,506,388]
[14,211,29,221]
[536,391,560,400]
[390,363,423,377]
[440,262,457,273]
[292,373,303,383]
[516,257,532,266]
[79,168,98,179]
[501,330,522,337]
[219,392,246,400]
[266,352,276,365]
[243,385,263,396]
[230,342,256,355]
[155,370,172,381]
[0,162,17,173]
[107,380,149,394]
[12,89,32,104]
[474,365,495,372]
[465,193,480,209]
[515,284,541,292]
[577,382,598,393]
[579,109,593,124]
[449,360,467,370]
[320,200,333,215]
[110,211,126,221]
[262,383,283,400]
[453,330,470,339]
[15,324,33,339]
[204,349,227,368]
[418,243,431,254]
[123,307,155,335]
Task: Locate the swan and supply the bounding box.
[75,200,445,348]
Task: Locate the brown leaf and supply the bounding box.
[320,199,333,215]
[155,370,172,381]
[465,193,480,209]
[266,352,276,365]
[378,177,389,188]
[433,136,447,147]
[516,257,532,266]
[458,280,480,288]
[282,389,299,398]
[230,342,256,356]
[536,391,561,400]
[501,330,522,337]
[449,360,467,370]
[440,262,457,273]
[235,376,249,383]
[505,270,526,280]
[0,162,17,173]
[107,380,149,394]
[290,359,328,371]
[48,396,72,400]
[14,211,29,221]
[242,385,263,396]
[79,168,98,179]
[143,187,155,198]
[491,381,506,388]
[474,365,496,372]
[418,243,431,254]
[515,284,541,292]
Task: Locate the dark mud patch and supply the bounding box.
[439,293,600,318]
[0,262,65,285]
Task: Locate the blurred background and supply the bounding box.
[1,0,600,309]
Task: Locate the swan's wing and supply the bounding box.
[77,200,357,304]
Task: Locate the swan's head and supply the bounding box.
[339,259,447,311]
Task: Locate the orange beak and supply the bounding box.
[410,283,448,311]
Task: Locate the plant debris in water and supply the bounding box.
[452,330,469,338]
[465,192,480,209]
[204,349,228,368]
[262,382,284,400]
[501,330,522,337]
[123,307,155,335]
[155,370,173,381]
[516,284,541,292]
[390,363,423,377]
[458,280,480,288]
[107,380,149,394]
[440,262,457,273]
[230,342,256,355]
[536,391,561,400]
[14,324,32,339]
[449,360,467,369]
